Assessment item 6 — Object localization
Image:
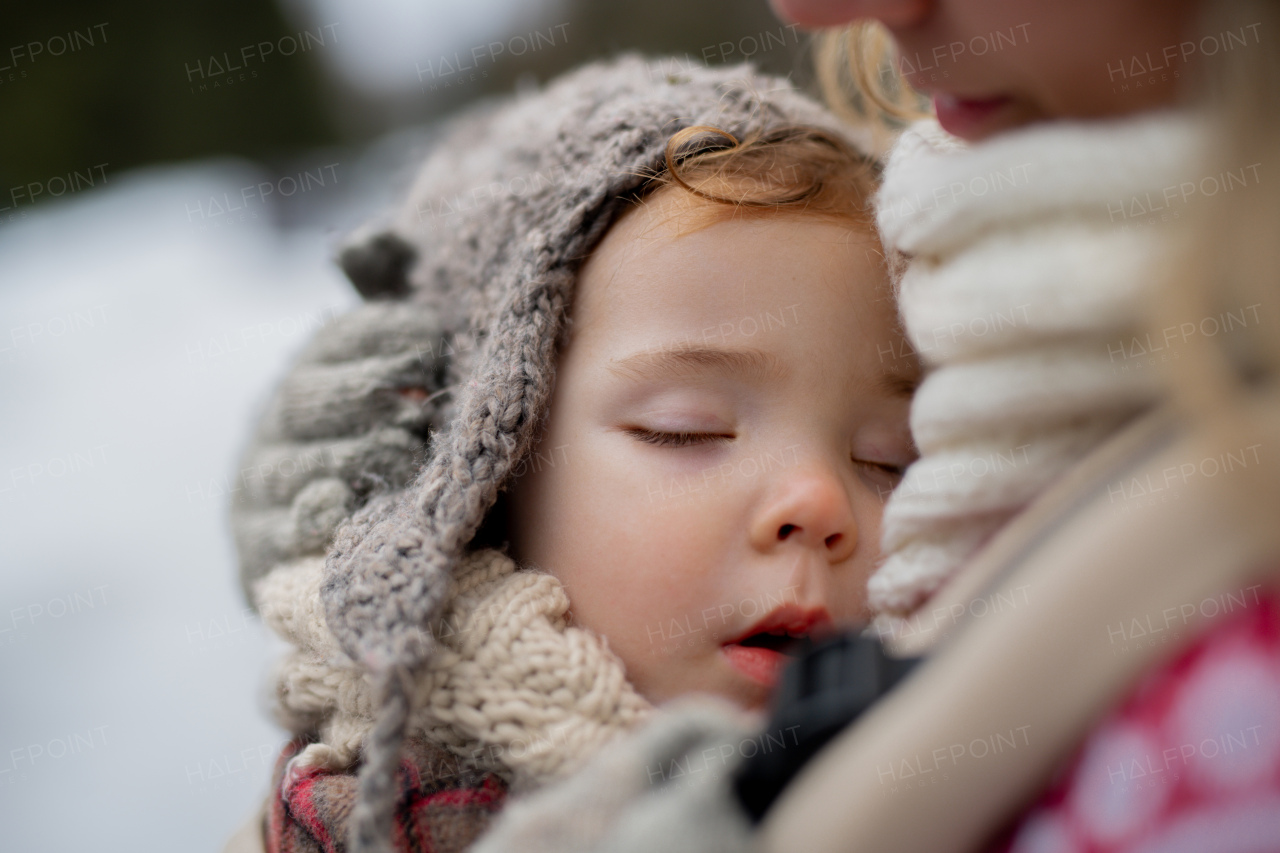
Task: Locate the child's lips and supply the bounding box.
[721,643,788,689]
[719,602,833,688]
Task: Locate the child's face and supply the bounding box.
[772,0,1199,140]
[506,191,918,711]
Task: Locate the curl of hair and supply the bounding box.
[640,123,880,225]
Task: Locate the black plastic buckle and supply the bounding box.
[732,631,921,823]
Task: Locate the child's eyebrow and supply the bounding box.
[606,345,788,385]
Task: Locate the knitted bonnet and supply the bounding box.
[231,53,875,851]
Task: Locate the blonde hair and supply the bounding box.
[1157,0,1279,401]
[815,22,931,152]
[1151,0,1280,520]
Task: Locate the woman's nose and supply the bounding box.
[749,461,859,564]
[769,0,931,30]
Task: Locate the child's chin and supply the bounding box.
[643,653,777,712]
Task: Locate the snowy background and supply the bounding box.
[0,157,376,848]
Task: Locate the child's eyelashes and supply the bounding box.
[852,456,909,492]
[626,427,734,448]
[854,458,906,477]
[624,428,913,489]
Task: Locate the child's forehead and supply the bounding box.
[603,185,877,256]
[570,197,897,364]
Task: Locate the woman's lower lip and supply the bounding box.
[721,643,787,688]
[932,93,1013,139]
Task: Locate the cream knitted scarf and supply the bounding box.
[870,110,1207,619]
[256,548,655,791]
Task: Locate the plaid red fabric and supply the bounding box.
[263,737,509,853]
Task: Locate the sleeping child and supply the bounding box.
[225,54,917,853]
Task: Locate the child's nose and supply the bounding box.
[749,464,859,564]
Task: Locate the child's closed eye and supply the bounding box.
[852,456,910,495]
[625,427,734,448]
[853,458,906,477]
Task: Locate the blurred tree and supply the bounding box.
[508,0,810,82]
[394,0,812,128]
[0,0,811,212]
[0,0,342,199]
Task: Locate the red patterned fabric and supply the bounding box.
[263,737,508,853]
[993,584,1280,853]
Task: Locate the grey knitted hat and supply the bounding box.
[231,53,874,851]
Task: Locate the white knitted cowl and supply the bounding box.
[255,549,655,791]
[870,111,1206,618]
